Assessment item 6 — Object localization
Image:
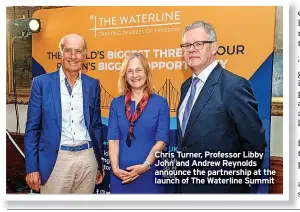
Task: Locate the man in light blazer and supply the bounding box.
[177,21,267,193]
[25,34,104,193]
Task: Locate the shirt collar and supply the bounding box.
[192,60,218,83]
[59,66,82,83]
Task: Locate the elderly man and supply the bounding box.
[25,34,104,194]
[177,21,267,193]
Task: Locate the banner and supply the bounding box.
[32,6,276,193]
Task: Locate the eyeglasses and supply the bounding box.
[180,41,214,52]
[63,48,85,57]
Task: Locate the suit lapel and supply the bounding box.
[182,64,223,141]
[51,70,62,131]
[81,73,90,130]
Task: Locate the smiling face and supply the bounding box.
[61,35,86,73]
[126,57,147,91]
[182,27,218,74]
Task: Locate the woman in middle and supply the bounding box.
[107,53,170,194]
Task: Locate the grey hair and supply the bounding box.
[58,34,87,53]
[183,21,217,42]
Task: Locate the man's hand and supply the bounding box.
[25,172,41,192]
[95,170,105,184]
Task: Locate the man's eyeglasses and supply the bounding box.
[180,41,214,52]
[63,48,85,57]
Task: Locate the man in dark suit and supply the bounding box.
[25,34,104,193]
[177,21,266,193]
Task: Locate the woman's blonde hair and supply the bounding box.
[118,52,155,95]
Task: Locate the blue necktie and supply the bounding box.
[181,77,200,136]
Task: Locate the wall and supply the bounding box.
[270,116,283,157]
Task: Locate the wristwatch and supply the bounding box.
[144,160,152,169]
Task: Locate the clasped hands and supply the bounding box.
[113,163,149,184]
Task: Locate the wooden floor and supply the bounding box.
[6,133,29,194]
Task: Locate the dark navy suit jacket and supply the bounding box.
[24,70,103,185]
[177,64,267,193]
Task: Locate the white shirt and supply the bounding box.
[59,67,91,146]
[178,61,218,128]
